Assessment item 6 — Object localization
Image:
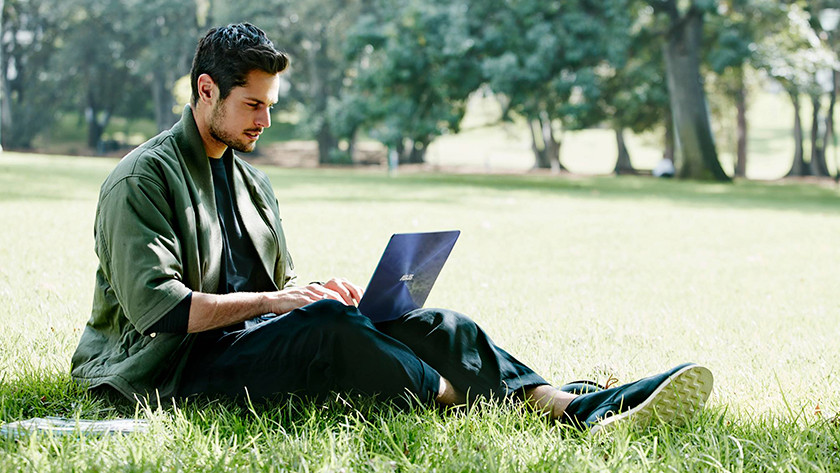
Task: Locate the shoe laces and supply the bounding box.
[604,375,620,389]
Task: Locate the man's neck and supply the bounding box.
[190,104,227,159]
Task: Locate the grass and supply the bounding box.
[2,152,840,471]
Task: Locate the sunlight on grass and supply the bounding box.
[2,153,840,471]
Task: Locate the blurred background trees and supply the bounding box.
[1,0,838,181]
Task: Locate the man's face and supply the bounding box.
[208,70,280,153]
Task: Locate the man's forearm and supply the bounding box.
[186,280,362,333]
[187,291,272,333]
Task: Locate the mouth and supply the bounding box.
[244,130,262,141]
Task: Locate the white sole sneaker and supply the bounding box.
[590,364,714,435]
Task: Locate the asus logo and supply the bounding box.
[400,273,414,282]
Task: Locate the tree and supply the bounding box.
[801,0,840,177]
[704,0,782,178]
[240,0,365,164]
[344,0,481,164]
[475,0,630,171]
[649,0,730,180]
[133,1,199,132]
[56,0,150,149]
[600,6,670,175]
[755,2,837,177]
[1,0,63,149]
[2,0,201,151]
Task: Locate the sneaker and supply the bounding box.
[559,374,620,395]
[562,363,713,434]
[559,380,605,395]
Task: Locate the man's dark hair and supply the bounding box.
[190,23,289,105]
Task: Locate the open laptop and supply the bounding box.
[357,230,460,323]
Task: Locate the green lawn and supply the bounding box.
[1,152,840,471]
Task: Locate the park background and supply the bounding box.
[3,0,840,471]
[3,0,840,181]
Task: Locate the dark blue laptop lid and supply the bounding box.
[357,230,460,323]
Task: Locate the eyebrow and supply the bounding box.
[244,97,277,107]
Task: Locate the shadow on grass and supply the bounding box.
[3,155,839,215]
[267,167,840,214]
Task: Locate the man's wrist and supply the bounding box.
[257,291,276,315]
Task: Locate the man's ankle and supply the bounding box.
[435,376,465,405]
[525,384,577,419]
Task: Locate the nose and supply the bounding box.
[256,106,271,128]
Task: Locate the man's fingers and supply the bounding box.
[322,279,359,306]
[343,282,363,305]
[307,284,348,304]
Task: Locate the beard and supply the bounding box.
[208,99,258,153]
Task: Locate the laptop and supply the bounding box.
[357,230,460,323]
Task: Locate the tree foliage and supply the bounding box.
[216,0,366,164]
[0,0,835,182]
[343,0,481,164]
[754,3,838,176]
[1,0,197,150]
[1,0,64,149]
[703,0,784,177]
[472,0,632,171]
[599,4,670,174]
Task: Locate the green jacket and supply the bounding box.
[71,106,296,400]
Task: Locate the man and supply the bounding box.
[71,23,713,433]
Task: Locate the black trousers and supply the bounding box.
[177,299,547,404]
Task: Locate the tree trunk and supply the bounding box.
[614,126,636,175]
[809,92,830,176]
[662,7,729,181]
[530,118,550,169]
[1,65,12,150]
[540,112,563,173]
[735,74,748,178]
[85,84,114,151]
[787,90,807,177]
[309,29,339,165]
[347,131,357,163]
[152,69,177,132]
[87,115,110,151]
[86,109,110,151]
[397,139,410,164]
[408,141,427,164]
[398,139,427,164]
[316,123,338,164]
[395,140,406,164]
[827,70,839,179]
[664,105,675,163]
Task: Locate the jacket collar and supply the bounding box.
[170,105,278,292]
[171,105,222,292]
[172,105,214,194]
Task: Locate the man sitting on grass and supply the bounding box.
[70,23,713,433]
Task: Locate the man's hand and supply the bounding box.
[264,278,364,315]
[319,278,364,306]
[187,278,365,333]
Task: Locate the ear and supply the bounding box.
[196,73,217,106]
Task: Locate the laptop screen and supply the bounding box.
[357,230,460,323]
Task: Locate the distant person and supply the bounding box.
[70,23,713,433]
[653,156,676,178]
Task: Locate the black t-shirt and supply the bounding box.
[209,156,274,294]
[144,157,273,334]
